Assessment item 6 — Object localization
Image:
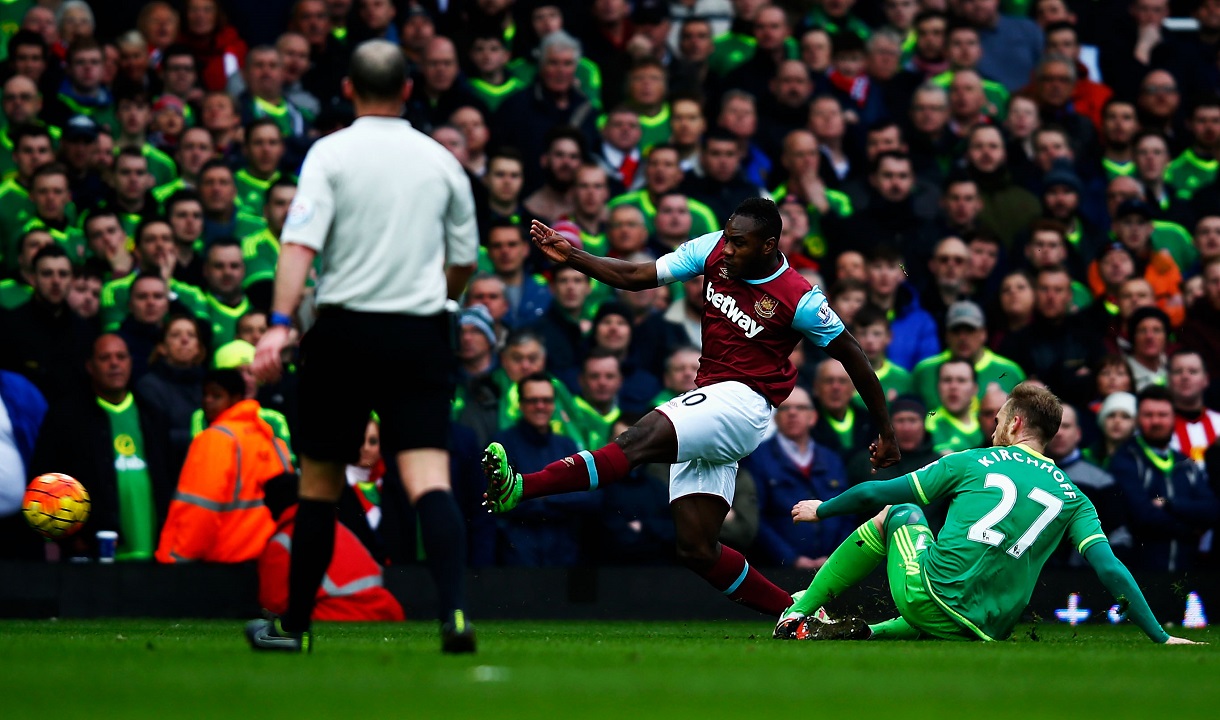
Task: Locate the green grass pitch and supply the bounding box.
[0,620,1214,719]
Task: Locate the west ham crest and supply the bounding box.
[754,295,777,319]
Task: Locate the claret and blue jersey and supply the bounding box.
[654,231,845,406]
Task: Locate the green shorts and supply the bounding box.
[883,504,975,641]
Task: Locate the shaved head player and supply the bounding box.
[249,40,478,653]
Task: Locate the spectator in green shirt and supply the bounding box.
[1166,97,1220,201]
[926,357,984,454]
[113,89,178,187]
[0,226,51,309]
[913,300,1026,410]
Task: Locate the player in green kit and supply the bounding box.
[775,383,1202,645]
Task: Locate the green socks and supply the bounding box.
[868,617,921,640]
[790,520,887,615]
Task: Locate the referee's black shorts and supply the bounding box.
[296,307,454,463]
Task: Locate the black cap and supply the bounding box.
[593,301,632,327]
[632,0,670,25]
[1042,158,1082,194]
[891,395,927,417]
[1116,198,1154,220]
[63,115,99,142]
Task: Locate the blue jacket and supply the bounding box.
[492,422,602,566]
[503,274,553,329]
[887,283,941,371]
[0,370,47,474]
[744,436,854,565]
[1109,437,1219,572]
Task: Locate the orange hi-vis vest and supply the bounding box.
[155,400,293,563]
[258,505,405,622]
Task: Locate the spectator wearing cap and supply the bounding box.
[1040,158,1107,266]
[1092,197,1185,327]
[148,94,187,153]
[1125,305,1172,392]
[59,115,107,209]
[1104,175,1196,273]
[744,386,852,569]
[580,301,661,415]
[1108,385,1218,572]
[486,220,552,329]
[1084,390,1138,470]
[456,304,498,383]
[911,299,1025,410]
[848,394,940,483]
[491,371,603,567]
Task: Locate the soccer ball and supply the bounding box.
[22,473,91,539]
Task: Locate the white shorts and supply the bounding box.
[654,381,773,504]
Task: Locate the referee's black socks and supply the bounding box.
[281,499,337,633]
[414,489,468,620]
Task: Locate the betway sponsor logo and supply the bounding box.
[705,283,764,338]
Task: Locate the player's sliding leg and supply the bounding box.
[783,510,888,619]
[672,494,793,616]
[867,617,922,640]
[483,411,676,512]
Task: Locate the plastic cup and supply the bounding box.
[96,530,118,563]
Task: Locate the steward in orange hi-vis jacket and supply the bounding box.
[156,371,293,563]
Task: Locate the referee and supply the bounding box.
[247,40,479,653]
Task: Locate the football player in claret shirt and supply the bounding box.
[777,382,1202,645]
[483,198,899,616]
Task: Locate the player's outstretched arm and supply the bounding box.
[824,330,899,469]
[530,220,658,291]
[1083,542,1202,644]
[792,476,918,523]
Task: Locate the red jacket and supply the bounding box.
[259,506,405,622]
[178,25,247,92]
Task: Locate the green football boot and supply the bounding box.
[482,441,523,513]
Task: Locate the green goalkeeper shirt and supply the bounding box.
[905,445,1108,641]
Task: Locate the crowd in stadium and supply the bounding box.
[0,0,1218,577]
